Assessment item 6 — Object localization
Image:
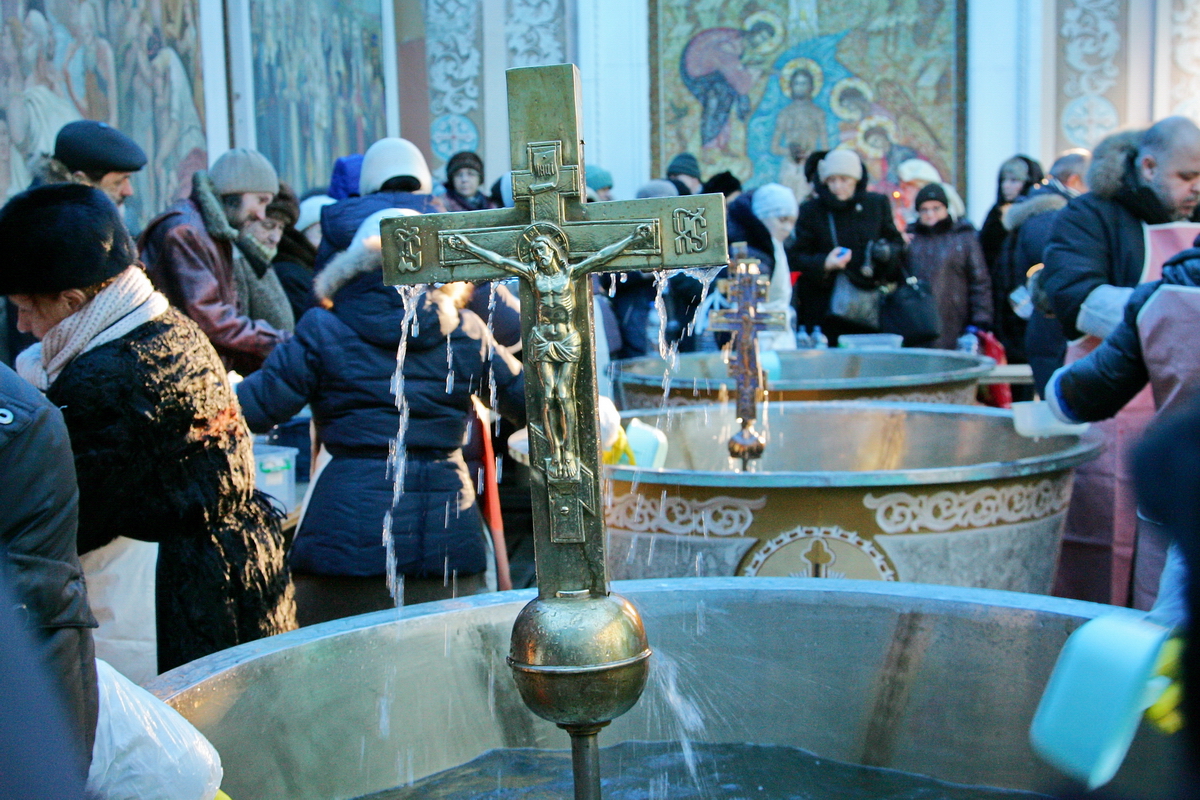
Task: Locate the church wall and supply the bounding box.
[13,1,1200,226]
[247,0,390,195]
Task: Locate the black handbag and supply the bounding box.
[824,214,881,330]
[880,261,941,346]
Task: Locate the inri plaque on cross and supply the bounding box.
[381,64,728,598]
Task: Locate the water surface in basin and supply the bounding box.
[357,741,1052,799]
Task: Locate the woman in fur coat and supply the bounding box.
[2,184,295,678]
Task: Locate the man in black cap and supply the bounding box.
[30,120,147,215]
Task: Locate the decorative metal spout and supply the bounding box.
[508,590,651,800]
[707,250,787,470]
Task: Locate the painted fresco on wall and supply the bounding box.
[251,0,387,193]
[0,0,206,225]
[650,0,963,200]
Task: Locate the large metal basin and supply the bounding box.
[606,402,1101,592]
[612,348,995,409]
[148,579,1178,799]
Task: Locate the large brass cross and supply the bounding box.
[381,64,729,598]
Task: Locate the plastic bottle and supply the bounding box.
[795,326,813,349]
[812,326,829,349]
[956,326,980,355]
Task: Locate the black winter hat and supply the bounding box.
[702,170,742,197]
[446,150,484,179]
[667,152,701,179]
[0,184,136,295]
[915,182,949,209]
[54,120,147,174]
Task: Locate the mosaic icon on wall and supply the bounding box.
[0,0,208,226]
[649,0,965,200]
[250,0,387,193]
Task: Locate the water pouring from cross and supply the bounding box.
[381,64,729,800]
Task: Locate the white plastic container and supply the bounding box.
[253,444,298,513]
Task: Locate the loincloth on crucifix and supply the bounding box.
[531,326,582,362]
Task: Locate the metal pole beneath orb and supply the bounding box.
[567,725,605,800]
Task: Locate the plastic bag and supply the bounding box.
[87,659,223,800]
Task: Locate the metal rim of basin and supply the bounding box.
[608,400,1104,488]
[612,348,997,391]
[146,577,1134,702]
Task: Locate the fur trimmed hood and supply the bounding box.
[1003,191,1068,231]
[1087,129,1143,200]
[314,240,380,302]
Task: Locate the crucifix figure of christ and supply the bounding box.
[707,255,787,469]
[445,222,655,480]
[379,64,728,598]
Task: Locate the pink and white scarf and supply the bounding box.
[16,266,170,390]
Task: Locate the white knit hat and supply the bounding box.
[751,183,799,221]
[358,138,433,195]
[896,158,941,185]
[817,149,863,182]
[296,195,335,233]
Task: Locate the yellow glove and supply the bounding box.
[602,424,636,466]
[1145,637,1184,735]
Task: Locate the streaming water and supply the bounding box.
[355,740,1051,800]
[384,284,426,604]
[485,282,501,436]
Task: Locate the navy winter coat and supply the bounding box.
[314,191,442,272]
[1041,133,1199,338]
[237,244,525,579]
[1052,248,1200,422]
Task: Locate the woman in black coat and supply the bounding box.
[979,155,1044,273]
[236,210,525,625]
[787,149,905,343]
[3,185,295,677]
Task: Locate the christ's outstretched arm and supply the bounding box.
[571,223,655,276]
[445,234,533,278]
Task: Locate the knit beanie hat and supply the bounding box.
[297,194,335,233]
[896,158,941,186]
[751,183,799,222]
[586,164,613,192]
[446,151,484,180]
[265,182,300,227]
[209,148,279,196]
[359,138,433,195]
[817,149,863,182]
[0,184,135,294]
[666,152,701,179]
[914,182,949,210]
[54,120,147,174]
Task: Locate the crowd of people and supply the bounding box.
[4,108,1200,790]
